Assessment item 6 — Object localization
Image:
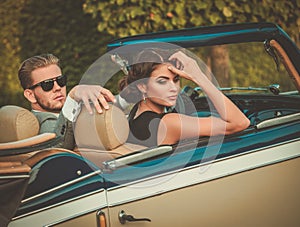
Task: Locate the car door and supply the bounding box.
[8,151,109,227]
[103,131,300,227]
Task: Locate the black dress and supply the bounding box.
[127,93,195,147]
[127,103,167,147]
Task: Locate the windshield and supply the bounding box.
[184,42,295,94]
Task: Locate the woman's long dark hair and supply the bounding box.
[118,48,177,103]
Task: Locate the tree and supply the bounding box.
[83,0,300,46]
[1,0,299,106]
[82,0,300,88]
[18,0,113,87]
[0,0,26,107]
[0,0,113,107]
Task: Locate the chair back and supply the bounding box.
[0,105,39,143]
[74,104,129,150]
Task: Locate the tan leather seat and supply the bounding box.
[0,105,58,174]
[74,104,146,167]
[0,105,40,143]
[0,105,56,150]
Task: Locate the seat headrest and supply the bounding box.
[74,104,129,150]
[0,105,40,143]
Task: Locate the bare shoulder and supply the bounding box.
[160,113,190,131]
[161,113,181,125]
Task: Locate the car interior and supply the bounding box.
[0,39,300,174]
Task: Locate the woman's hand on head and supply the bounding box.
[69,85,116,114]
[168,51,207,84]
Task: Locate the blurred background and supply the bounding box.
[1,0,299,108]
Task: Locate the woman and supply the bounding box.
[119,49,250,147]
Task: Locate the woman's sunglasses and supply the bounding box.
[29,75,67,92]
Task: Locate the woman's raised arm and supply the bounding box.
[157,52,250,145]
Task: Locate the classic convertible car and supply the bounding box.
[1,22,300,227]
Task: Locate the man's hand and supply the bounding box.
[69,85,116,114]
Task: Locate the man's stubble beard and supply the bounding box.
[35,96,64,113]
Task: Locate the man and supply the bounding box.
[18,53,115,149]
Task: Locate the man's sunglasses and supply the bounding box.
[29,75,67,92]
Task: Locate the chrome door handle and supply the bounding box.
[118,210,151,224]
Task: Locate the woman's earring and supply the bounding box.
[143,93,147,103]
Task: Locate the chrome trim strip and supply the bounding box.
[22,169,102,204]
[10,189,107,227]
[12,188,105,220]
[104,145,173,170]
[44,207,105,227]
[256,112,300,129]
[0,175,30,179]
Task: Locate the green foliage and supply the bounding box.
[18,0,113,90]
[82,0,300,46]
[0,0,113,107]
[229,43,294,91]
[0,0,26,107]
[82,0,300,92]
[1,0,299,107]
